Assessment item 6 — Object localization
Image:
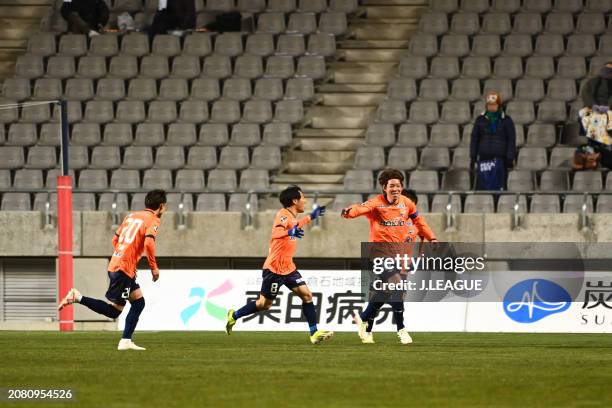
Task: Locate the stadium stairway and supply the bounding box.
[274,0,427,192]
[0,0,53,84]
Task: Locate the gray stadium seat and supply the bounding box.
[191,78,221,102]
[564,194,594,213]
[544,12,574,35]
[513,13,543,35]
[71,123,101,146]
[238,0,265,13]
[147,101,178,124]
[218,146,250,170]
[492,0,520,12]
[89,34,119,57]
[171,55,201,79]
[431,194,462,214]
[597,35,612,56]
[158,78,189,101]
[450,12,479,36]
[203,55,232,79]
[240,169,270,191]
[460,0,488,13]
[442,169,471,190]
[134,123,164,146]
[409,34,439,58]
[102,123,132,147]
[1,193,31,211]
[15,54,43,79]
[452,147,471,169]
[178,100,208,123]
[286,77,314,101]
[397,124,428,147]
[27,33,55,57]
[0,170,11,188]
[471,34,501,57]
[46,56,75,79]
[7,123,37,146]
[308,33,336,57]
[530,194,560,213]
[265,56,295,79]
[110,169,140,189]
[517,147,548,171]
[143,169,173,190]
[58,34,86,57]
[332,194,363,212]
[344,170,374,191]
[257,12,286,34]
[263,123,292,146]
[140,55,170,79]
[274,100,303,124]
[108,55,138,79]
[228,194,258,212]
[566,34,597,57]
[507,170,535,192]
[154,146,186,170]
[354,147,385,170]
[376,100,406,124]
[576,12,606,35]
[296,55,326,79]
[515,78,545,102]
[365,124,395,147]
[243,100,273,124]
[597,195,612,213]
[534,34,564,57]
[67,146,88,170]
[546,78,577,102]
[152,35,181,57]
[430,124,460,147]
[537,100,567,123]
[398,57,428,79]
[2,78,31,101]
[419,147,450,170]
[199,124,229,146]
[409,101,439,124]
[115,101,145,124]
[183,33,213,57]
[430,56,460,80]
[246,33,275,57]
[419,12,449,36]
[277,34,305,57]
[440,101,471,124]
[33,78,62,100]
[451,78,480,101]
[502,34,533,58]
[206,0,234,11]
[234,54,264,79]
[230,123,261,146]
[287,12,317,34]
[251,146,282,170]
[482,13,511,35]
[408,170,439,192]
[78,169,108,189]
[387,147,418,171]
[464,195,495,213]
[166,123,196,146]
[418,79,448,102]
[13,169,43,189]
[497,194,528,213]
[196,194,227,211]
[186,146,218,170]
[121,33,149,57]
[207,169,237,192]
[122,146,153,169]
[38,123,60,146]
[329,0,358,13]
[95,78,126,101]
[223,78,252,101]
[90,146,121,169]
[526,124,556,147]
[461,57,491,79]
[125,78,156,101]
[175,169,205,190]
[506,100,535,125]
[493,56,523,79]
[21,103,50,124]
[523,0,552,12]
[65,78,94,101]
[214,33,244,57]
[98,193,129,212]
[549,147,574,169]
[77,56,107,79]
[525,56,555,80]
[440,34,469,57]
[585,0,611,12]
[319,12,347,35]
[540,170,569,191]
[430,0,458,12]
[573,172,603,192]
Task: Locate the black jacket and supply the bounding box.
[581,77,612,108]
[60,0,109,30]
[470,109,517,165]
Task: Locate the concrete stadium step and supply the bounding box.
[338,40,410,49]
[341,48,404,62]
[295,128,365,138]
[286,161,353,174]
[0,5,50,18]
[349,22,418,40]
[308,106,376,128]
[298,137,363,151]
[330,62,397,84]
[318,83,387,93]
[285,151,355,174]
[321,92,385,106]
[272,173,345,191]
[363,5,426,19]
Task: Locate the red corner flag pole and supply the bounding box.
[57,100,73,331]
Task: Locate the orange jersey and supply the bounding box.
[262,208,311,275]
[108,209,161,278]
[344,194,436,243]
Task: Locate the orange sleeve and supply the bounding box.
[343,198,377,219]
[144,236,158,270]
[408,201,436,241]
[297,215,311,228]
[270,211,291,239]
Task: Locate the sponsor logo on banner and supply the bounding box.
[503,279,571,323]
[580,280,612,327]
[180,280,233,325]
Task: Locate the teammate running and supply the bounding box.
[341,169,438,344]
[58,189,167,351]
[225,185,334,344]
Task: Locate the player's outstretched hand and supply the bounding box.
[310,205,326,220]
[341,207,351,218]
[288,225,305,239]
[152,269,160,282]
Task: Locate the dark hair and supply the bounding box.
[279,185,302,208]
[145,189,167,210]
[378,169,404,189]
[402,189,418,204]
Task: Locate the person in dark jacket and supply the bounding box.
[581,61,612,109]
[470,91,517,190]
[60,0,109,36]
[151,0,196,36]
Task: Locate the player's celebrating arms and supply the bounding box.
[58,190,167,351]
[341,169,438,344]
[226,185,333,344]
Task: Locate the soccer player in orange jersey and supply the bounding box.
[58,190,167,350]
[225,185,334,344]
[341,169,438,344]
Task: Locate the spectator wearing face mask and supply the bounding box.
[470,91,517,191]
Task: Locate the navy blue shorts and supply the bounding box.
[105,271,140,306]
[260,269,306,300]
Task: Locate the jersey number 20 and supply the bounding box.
[119,218,144,245]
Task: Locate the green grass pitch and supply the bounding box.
[1,331,610,407]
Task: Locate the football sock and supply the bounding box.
[302,302,318,335]
[366,318,375,333]
[360,302,384,325]
[390,302,405,331]
[233,301,258,320]
[80,296,122,319]
[122,297,145,340]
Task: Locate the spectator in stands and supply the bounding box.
[579,61,612,169]
[151,0,196,36]
[60,0,109,37]
[470,91,516,190]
